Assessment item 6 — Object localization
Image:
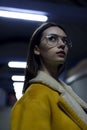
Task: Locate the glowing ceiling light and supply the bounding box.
[0,7,48,22]
[11,75,25,81]
[8,61,26,68]
[13,82,24,100]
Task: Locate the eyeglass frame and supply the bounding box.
[41,33,72,48]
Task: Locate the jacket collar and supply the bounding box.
[29,70,87,129]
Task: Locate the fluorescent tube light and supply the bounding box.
[13,82,24,100]
[11,75,25,81]
[8,61,26,68]
[0,7,48,22]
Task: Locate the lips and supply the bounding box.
[56,51,66,57]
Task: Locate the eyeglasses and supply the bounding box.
[42,34,72,48]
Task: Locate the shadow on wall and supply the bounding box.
[66,59,87,103]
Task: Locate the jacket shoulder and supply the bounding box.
[12,83,58,111]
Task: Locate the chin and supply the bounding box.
[57,57,65,63]
[56,61,65,66]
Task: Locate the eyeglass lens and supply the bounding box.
[46,34,72,48]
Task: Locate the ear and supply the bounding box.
[34,45,40,55]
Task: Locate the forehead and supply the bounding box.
[42,26,67,37]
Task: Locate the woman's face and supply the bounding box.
[35,26,68,66]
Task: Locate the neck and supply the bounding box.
[40,61,60,80]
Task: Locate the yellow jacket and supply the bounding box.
[10,71,87,130]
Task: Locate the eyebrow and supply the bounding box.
[47,33,67,37]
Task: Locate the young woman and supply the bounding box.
[10,22,87,130]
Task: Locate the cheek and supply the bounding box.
[39,44,52,57]
[40,48,56,61]
[40,49,51,59]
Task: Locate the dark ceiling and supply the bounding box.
[0,0,87,103]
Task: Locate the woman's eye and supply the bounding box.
[49,36,57,42]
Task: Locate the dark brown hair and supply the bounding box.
[23,22,68,93]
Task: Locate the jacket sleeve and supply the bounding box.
[11,98,51,130]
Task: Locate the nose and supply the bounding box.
[57,38,65,48]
